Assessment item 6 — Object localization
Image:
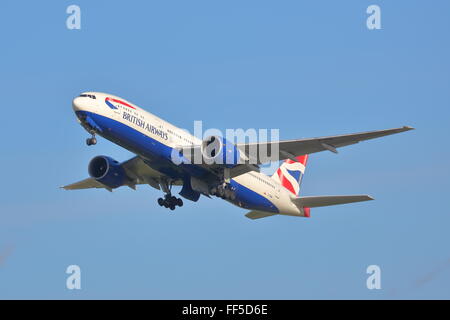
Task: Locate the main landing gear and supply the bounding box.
[210,183,236,201]
[157,194,183,211]
[86,132,97,146]
[157,179,183,211]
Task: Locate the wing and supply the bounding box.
[237,126,414,164]
[62,178,105,190]
[61,156,179,191]
[292,195,374,208]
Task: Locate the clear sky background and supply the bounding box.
[0,0,449,299]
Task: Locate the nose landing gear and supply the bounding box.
[86,132,97,146]
[86,137,97,146]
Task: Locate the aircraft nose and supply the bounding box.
[72,97,84,112]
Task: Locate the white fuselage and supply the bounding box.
[72,92,301,216]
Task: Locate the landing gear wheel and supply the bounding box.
[86,137,97,146]
[159,180,184,210]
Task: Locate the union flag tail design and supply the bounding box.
[271,155,308,196]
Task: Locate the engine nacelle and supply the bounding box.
[88,156,126,189]
[201,136,241,168]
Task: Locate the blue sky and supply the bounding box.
[0,0,449,299]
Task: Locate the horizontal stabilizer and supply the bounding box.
[245,210,277,220]
[293,195,374,208]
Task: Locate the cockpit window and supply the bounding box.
[79,94,96,99]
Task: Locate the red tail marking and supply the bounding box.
[277,168,296,194]
[303,207,311,218]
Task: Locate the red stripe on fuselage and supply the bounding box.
[106,97,136,110]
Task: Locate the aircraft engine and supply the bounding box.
[88,156,126,189]
[201,136,241,168]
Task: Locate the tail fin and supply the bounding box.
[271,155,308,196]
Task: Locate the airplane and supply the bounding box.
[63,92,413,219]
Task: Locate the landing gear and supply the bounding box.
[86,132,97,146]
[157,194,183,210]
[86,137,97,146]
[157,179,183,211]
[210,183,236,200]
